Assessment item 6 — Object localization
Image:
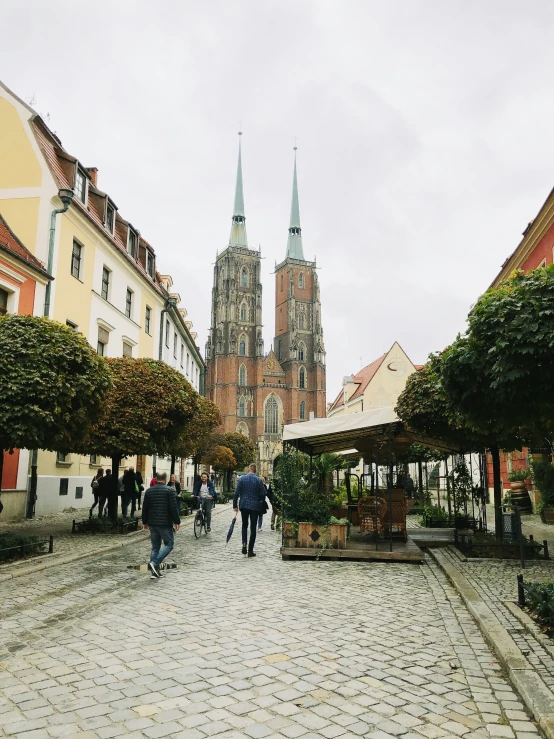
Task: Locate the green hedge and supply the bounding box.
[525,581,554,628]
[0,533,47,562]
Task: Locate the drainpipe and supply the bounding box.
[28,189,74,518]
[43,188,74,317]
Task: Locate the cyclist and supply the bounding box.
[193,472,216,532]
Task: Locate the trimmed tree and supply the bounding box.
[80,358,197,519]
[203,445,237,486]
[168,395,221,478]
[0,315,111,491]
[204,431,257,492]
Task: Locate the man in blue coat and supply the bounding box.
[233,464,267,557]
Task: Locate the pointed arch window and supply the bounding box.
[240,303,247,322]
[239,335,246,356]
[298,272,304,289]
[239,397,246,417]
[298,342,305,362]
[280,274,284,291]
[239,364,246,386]
[298,311,305,330]
[299,401,306,420]
[264,396,279,434]
[241,268,248,288]
[299,367,306,389]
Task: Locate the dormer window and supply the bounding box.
[146,251,155,278]
[106,203,115,234]
[75,169,87,203]
[127,229,137,258]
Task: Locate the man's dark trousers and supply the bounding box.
[241,508,258,554]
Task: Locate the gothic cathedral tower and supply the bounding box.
[205,134,264,439]
[274,149,326,424]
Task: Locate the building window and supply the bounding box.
[186,352,190,374]
[57,451,68,463]
[97,326,109,356]
[101,267,110,301]
[127,229,137,257]
[145,306,152,334]
[71,240,82,279]
[66,320,78,330]
[165,319,170,347]
[298,311,305,330]
[264,396,279,434]
[298,343,305,361]
[106,203,115,234]
[122,341,133,358]
[75,169,86,202]
[174,332,178,359]
[90,454,98,465]
[180,343,184,368]
[196,367,199,387]
[239,337,246,356]
[241,268,247,287]
[280,308,283,330]
[239,364,246,386]
[300,401,306,420]
[0,288,8,316]
[299,272,304,289]
[125,288,133,318]
[239,397,246,417]
[147,251,155,278]
[240,303,247,322]
[299,367,306,389]
[539,258,547,268]
[280,274,283,291]
[278,339,281,360]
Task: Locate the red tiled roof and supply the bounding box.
[30,117,164,296]
[328,353,387,412]
[414,364,424,370]
[0,213,50,277]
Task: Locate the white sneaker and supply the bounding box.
[148,561,160,578]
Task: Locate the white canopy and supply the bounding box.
[283,407,398,443]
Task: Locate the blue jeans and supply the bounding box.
[149,525,175,566]
[258,513,264,529]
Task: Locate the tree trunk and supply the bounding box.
[170,455,176,475]
[490,446,503,540]
[0,449,3,493]
[109,455,121,521]
[418,461,424,505]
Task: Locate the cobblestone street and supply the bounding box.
[0,511,545,739]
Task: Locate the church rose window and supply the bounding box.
[239,364,246,385]
[265,396,279,434]
[299,367,306,389]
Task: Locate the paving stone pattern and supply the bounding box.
[439,548,554,689]
[0,514,544,739]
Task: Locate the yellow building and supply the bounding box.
[0,79,204,517]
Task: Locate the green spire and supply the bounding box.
[229,131,248,248]
[287,147,304,259]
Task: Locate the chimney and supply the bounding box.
[87,167,98,186]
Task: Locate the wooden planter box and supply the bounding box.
[540,507,554,525]
[282,521,347,549]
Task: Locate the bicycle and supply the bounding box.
[194,498,213,538]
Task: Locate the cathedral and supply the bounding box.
[205,135,326,476]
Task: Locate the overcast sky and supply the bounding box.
[3,1,554,400]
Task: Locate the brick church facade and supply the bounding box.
[205,136,326,476]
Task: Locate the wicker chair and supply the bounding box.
[358,496,388,536]
[381,489,409,541]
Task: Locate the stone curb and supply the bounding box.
[0,504,231,583]
[428,548,554,739]
[504,599,554,660]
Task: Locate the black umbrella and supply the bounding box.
[226,513,238,545]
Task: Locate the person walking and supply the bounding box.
[122,466,136,517]
[135,469,144,511]
[142,472,181,579]
[233,464,266,557]
[97,469,112,518]
[193,472,216,532]
[257,476,271,531]
[89,468,104,518]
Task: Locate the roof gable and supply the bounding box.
[0,213,50,277]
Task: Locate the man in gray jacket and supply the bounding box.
[142,472,180,579]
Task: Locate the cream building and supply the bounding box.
[0,80,204,517]
[327,342,420,419]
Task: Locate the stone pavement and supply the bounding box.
[436,548,554,690]
[0,514,545,739]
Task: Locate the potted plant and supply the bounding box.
[507,468,532,512]
[531,459,554,524]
